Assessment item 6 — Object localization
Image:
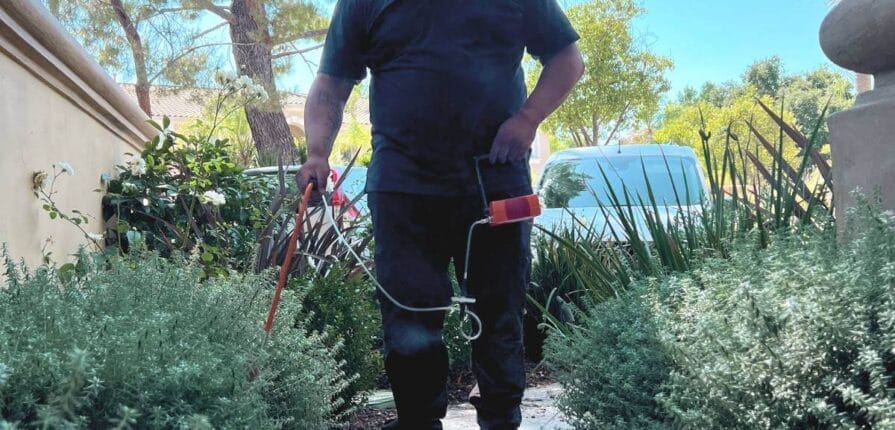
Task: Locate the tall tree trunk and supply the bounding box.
[229,0,300,164]
[110,0,151,115]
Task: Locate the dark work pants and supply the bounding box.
[368,191,531,430]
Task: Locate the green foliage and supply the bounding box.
[46,0,328,90]
[782,65,854,145]
[546,287,671,430]
[443,265,473,370]
[655,90,801,175]
[530,102,833,360]
[184,98,259,168]
[0,249,349,428]
[528,0,672,147]
[103,117,277,277]
[657,58,854,162]
[300,266,383,406]
[444,310,473,371]
[46,0,214,90]
[331,89,373,167]
[546,200,895,429]
[657,201,895,429]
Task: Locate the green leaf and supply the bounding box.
[49,211,57,219]
[201,251,214,263]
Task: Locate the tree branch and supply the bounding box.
[601,103,631,146]
[198,0,234,22]
[148,42,237,83]
[272,28,329,46]
[271,43,324,59]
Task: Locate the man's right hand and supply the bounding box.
[296,155,330,193]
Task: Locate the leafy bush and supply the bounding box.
[657,203,894,429]
[546,286,671,429]
[103,117,278,278]
[444,310,473,371]
[300,266,383,405]
[547,200,895,429]
[0,250,349,428]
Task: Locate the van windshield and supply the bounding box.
[539,155,705,208]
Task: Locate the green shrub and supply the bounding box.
[0,250,349,429]
[546,286,672,430]
[444,310,473,371]
[301,266,383,405]
[549,201,895,429]
[103,117,279,278]
[656,203,895,429]
[443,265,473,371]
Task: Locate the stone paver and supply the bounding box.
[442,384,571,430]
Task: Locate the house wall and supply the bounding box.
[0,0,153,266]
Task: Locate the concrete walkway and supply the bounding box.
[442,383,572,430]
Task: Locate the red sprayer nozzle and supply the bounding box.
[488,194,541,226]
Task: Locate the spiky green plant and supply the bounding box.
[529,98,834,333]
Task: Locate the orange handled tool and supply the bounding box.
[473,155,542,226]
[488,194,541,226]
[263,181,316,334]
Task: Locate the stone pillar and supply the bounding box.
[820,0,895,227]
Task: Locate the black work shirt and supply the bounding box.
[320,0,579,196]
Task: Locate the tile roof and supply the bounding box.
[119,83,369,125]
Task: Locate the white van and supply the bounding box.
[535,144,708,240]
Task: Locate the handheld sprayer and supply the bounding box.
[264,156,541,342]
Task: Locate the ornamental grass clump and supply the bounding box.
[0,250,349,429]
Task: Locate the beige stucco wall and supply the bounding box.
[0,0,152,266]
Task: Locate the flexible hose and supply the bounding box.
[319,193,483,341]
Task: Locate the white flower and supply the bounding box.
[248,83,268,102]
[127,156,147,176]
[236,75,253,89]
[200,190,226,206]
[214,69,237,86]
[121,182,138,193]
[57,161,75,176]
[87,232,104,241]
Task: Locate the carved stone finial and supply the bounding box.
[820,0,895,80]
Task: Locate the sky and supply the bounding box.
[273,0,842,99]
[633,0,839,96]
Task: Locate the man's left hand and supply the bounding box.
[489,110,539,164]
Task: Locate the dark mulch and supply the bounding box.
[346,407,397,430]
[347,361,553,429]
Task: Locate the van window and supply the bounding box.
[539,155,705,208]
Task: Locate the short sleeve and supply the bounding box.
[319,0,369,81]
[523,0,580,65]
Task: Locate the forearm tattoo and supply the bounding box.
[307,81,351,156]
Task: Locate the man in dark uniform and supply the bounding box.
[297,1,583,428]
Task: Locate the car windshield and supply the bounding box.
[539,155,705,208]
